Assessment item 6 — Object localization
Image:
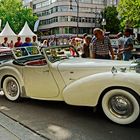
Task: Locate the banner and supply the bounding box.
[34,20,40,32]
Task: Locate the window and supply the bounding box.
[36,12,42,17]
[59,16,67,22]
[79,0,92,3]
[33,5,36,9]
[51,0,57,3]
[42,1,47,7]
[81,7,92,13]
[42,11,46,16]
[92,0,104,4]
[36,3,41,9]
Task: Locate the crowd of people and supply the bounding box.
[69,27,134,61]
[0,36,38,48]
[0,27,134,61]
[117,28,133,61]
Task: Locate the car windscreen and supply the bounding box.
[12,46,41,59]
[43,45,79,63]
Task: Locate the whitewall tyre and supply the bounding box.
[3,77,21,101]
[102,89,140,125]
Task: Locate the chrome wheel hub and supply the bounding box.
[6,80,18,97]
[109,95,134,119]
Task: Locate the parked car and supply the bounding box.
[132,40,140,59]
[0,45,140,125]
[0,47,13,63]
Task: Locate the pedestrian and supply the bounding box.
[9,40,14,48]
[42,39,49,47]
[69,38,76,47]
[69,38,77,56]
[14,37,22,47]
[49,38,60,46]
[117,32,124,60]
[90,28,114,60]
[21,37,32,47]
[119,28,133,61]
[82,33,87,44]
[81,35,92,58]
[1,37,9,47]
[32,36,38,46]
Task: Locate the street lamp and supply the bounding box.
[70,0,79,37]
[95,10,102,27]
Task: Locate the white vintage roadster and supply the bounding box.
[0,45,140,125]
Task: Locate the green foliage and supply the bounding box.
[117,0,140,28]
[0,0,38,33]
[102,6,121,34]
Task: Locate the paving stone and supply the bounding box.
[0,112,46,140]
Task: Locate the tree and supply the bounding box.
[102,6,121,34]
[0,0,38,33]
[117,0,140,28]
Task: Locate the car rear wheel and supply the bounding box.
[102,89,140,125]
[3,77,21,101]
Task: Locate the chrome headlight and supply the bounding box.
[130,59,140,73]
[120,67,127,72]
[136,65,140,73]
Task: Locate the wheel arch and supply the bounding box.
[1,75,13,88]
[98,86,140,106]
[1,75,26,97]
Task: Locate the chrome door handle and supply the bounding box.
[69,78,76,80]
[43,70,49,72]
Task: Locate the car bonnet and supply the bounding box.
[58,58,131,70]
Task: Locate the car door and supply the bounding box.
[22,64,59,98]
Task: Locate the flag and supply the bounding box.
[34,20,40,32]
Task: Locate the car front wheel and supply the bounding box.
[3,77,21,101]
[102,89,140,125]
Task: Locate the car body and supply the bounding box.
[0,45,140,125]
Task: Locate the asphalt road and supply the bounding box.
[0,94,140,140]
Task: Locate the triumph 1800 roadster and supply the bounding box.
[0,45,140,125]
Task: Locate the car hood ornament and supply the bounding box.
[111,66,117,74]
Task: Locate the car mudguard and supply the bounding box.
[62,72,140,107]
[0,66,26,97]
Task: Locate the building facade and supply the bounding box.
[22,0,32,7]
[32,0,118,38]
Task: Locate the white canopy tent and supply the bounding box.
[18,22,37,42]
[0,22,17,43]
